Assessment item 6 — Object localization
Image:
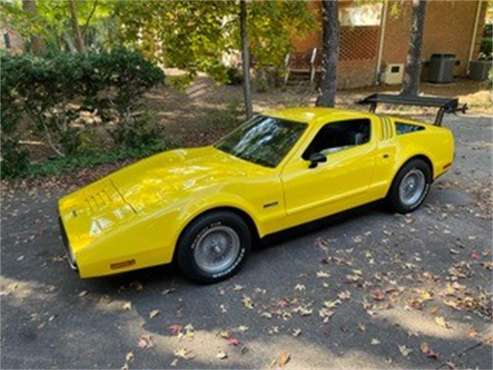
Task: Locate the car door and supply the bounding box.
[281,117,378,224]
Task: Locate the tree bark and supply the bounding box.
[68,0,85,53]
[316,0,339,108]
[239,0,253,119]
[401,0,427,96]
[22,0,45,55]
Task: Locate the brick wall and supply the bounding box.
[383,0,487,77]
[291,0,486,88]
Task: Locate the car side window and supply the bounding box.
[302,119,371,160]
[395,122,424,135]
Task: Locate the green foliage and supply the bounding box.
[480,37,492,59]
[115,0,313,82]
[226,67,243,85]
[0,0,116,53]
[203,99,244,130]
[244,1,313,69]
[2,0,314,81]
[110,111,162,149]
[0,48,164,178]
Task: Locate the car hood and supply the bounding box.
[108,146,267,212]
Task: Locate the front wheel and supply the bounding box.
[175,211,251,283]
[387,159,432,213]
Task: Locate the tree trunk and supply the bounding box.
[401,0,427,96]
[239,0,253,119]
[22,0,45,55]
[316,0,339,108]
[68,0,85,53]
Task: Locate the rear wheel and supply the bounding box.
[387,159,432,213]
[176,211,251,283]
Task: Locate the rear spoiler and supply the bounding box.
[357,93,468,126]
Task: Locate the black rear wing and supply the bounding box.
[357,93,468,126]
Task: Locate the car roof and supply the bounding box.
[263,107,376,127]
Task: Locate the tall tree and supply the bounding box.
[22,0,45,55]
[316,0,340,108]
[239,0,253,119]
[401,0,427,96]
[68,0,85,52]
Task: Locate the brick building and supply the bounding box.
[289,0,488,88]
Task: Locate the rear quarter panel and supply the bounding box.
[393,122,454,180]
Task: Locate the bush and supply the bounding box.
[1,48,165,178]
[480,37,492,59]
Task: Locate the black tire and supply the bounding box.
[387,158,432,214]
[175,211,251,283]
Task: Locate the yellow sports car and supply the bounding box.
[58,107,454,282]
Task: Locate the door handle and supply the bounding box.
[382,153,389,159]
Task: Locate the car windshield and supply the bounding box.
[215,115,307,168]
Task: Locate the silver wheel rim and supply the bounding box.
[399,169,426,207]
[193,225,241,274]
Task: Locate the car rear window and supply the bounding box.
[395,122,425,135]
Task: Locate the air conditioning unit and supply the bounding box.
[382,63,404,85]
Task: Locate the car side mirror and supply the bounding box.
[308,152,327,169]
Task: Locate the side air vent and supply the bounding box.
[381,117,394,141]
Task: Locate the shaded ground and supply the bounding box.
[1,103,492,369]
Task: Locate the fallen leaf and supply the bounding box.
[420,342,439,359]
[138,335,154,350]
[227,337,240,346]
[162,288,176,295]
[316,271,330,278]
[242,295,254,309]
[216,350,228,360]
[174,347,194,360]
[319,307,335,322]
[182,324,194,339]
[338,290,351,301]
[294,284,306,291]
[293,305,312,316]
[398,344,412,357]
[277,351,290,368]
[371,338,381,345]
[260,311,273,319]
[125,352,134,363]
[149,309,160,319]
[169,324,182,335]
[292,328,302,337]
[323,299,341,309]
[237,325,249,333]
[218,330,231,339]
[435,316,451,329]
[371,289,385,301]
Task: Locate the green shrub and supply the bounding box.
[226,67,243,85]
[0,48,165,178]
[480,37,492,58]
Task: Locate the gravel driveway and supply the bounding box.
[1,114,492,369]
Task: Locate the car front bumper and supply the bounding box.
[58,216,77,271]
